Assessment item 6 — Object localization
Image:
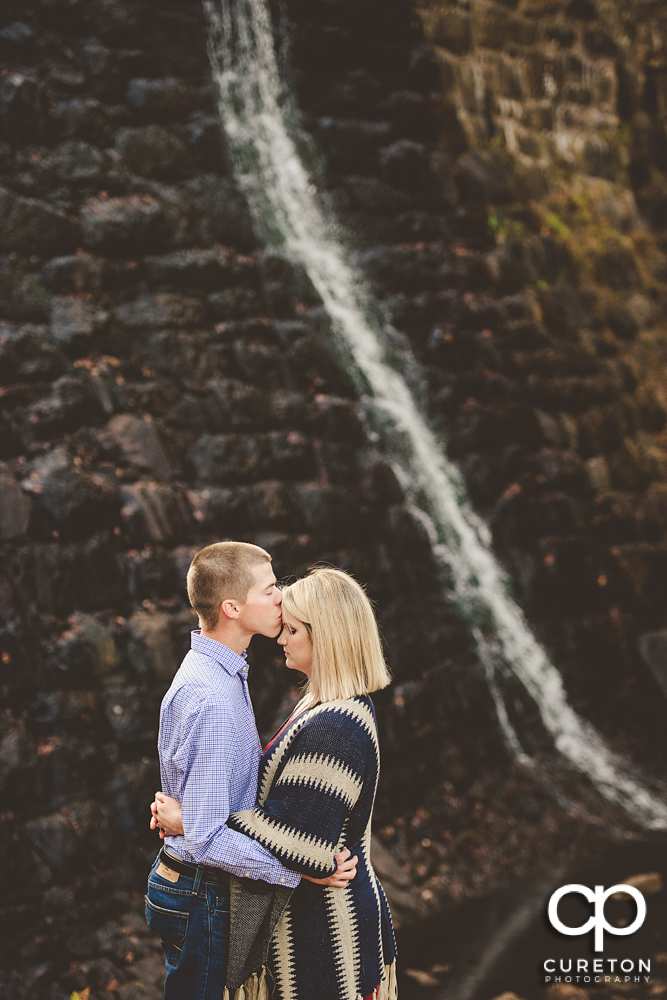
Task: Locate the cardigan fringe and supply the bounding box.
[224,967,271,1000]
[226,960,397,1000]
[379,959,398,1000]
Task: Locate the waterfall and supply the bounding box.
[204,0,667,829]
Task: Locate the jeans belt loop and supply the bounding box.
[191,865,203,895]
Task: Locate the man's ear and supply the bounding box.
[220,599,240,621]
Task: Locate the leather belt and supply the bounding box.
[159,848,230,888]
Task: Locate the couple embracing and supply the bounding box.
[146,540,398,1000]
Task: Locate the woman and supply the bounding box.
[154,567,398,1000]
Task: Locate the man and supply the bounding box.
[146,541,356,1000]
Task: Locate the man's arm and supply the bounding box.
[171,699,300,887]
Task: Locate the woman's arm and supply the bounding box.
[227,707,373,880]
[151,792,358,887]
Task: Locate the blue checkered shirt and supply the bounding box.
[158,631,300,887]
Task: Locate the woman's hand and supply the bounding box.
[150,791,184,837]
[302,847,358,887]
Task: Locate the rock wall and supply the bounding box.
[2,0,667,996]
[283,0,667,763]
[0,2,499,995]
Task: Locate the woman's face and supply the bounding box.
[277,608,313,677]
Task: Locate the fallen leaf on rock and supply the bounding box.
[71,991,90,1000]
[405,968,440,987]
[431,963,451,975]
[490,992,528,1000]
[612,872,663,897]
[547,984,588,1000]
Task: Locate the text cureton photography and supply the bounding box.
[543,957,652,986]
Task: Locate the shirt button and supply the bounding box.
[280,878,285,883]
[245,872,250,877]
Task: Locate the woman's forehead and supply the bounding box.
[281,608,301,628]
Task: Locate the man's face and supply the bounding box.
[237,561,283,638]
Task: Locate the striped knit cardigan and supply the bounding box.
[225,694,398,1000]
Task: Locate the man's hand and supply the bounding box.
[302,847,358,887]
[150,794,165,839]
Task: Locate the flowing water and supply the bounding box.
[203,0,667,829]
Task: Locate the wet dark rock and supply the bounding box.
[344,175,411,212]
[0,187,79,256]
[292,482,359,544]
[380,140,428,193]
[121,546,175,601]
[108,414,176,478]
[118,981,163,1000]
[641,483,667,532]
[317,117,393,174]
[127,77,195,121]
[535,448,588,491]
[127,610,180,682]
[566,0,597,18]
[42,253,138,294]
[53,96,114,144]
[113,292,206,329]
[0,266,52,322]
[638,630,667,699]
[0,713,36,793]
[53,614,122,684]
[29,375,104,438]
[180,112,230,174]
[101,686,145,742]
[51,296,109,354]
[361,462,405,508]
[472,1,511,49]
[27,801,110,878]
[179,175,256,248]
[1,71,46,143]
[192,431,315,484]
[0,22,34,48]
[455,153,515,204]
[595,241,640,289]
[610,542,667,604]
[312,395,365,444]
[209,286,263,319]
[0,322,65,383]
[16,537,127,615]
[120,481,192,543]
[37,141,109,186]
[81,193,167,254]
[26,464,120,540]
[145,248,255,289]
[192,482,254,531]
[0,465,31,538]
[233,340,285,384]
[115,125,195,180]
[605,302,638,339]
[425,6,472,54]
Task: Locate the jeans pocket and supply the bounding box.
[145,894,189,970]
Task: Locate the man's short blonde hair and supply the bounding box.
[187,541,271,630]
[281,567,391,706]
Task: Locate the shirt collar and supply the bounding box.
[191,630,248,676]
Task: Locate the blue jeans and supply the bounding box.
[145,852,230,1000]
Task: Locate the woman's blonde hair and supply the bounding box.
[281,567,391,706]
